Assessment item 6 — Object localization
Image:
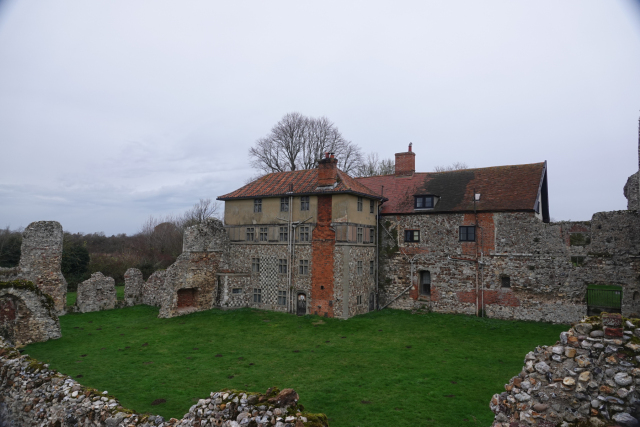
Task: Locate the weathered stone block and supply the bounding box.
[76,272,116,313]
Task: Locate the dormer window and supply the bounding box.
[414,195,434,209]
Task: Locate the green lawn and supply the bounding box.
[24,306,567,427]
[66,286,124,307]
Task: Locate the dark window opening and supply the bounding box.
[370,228,374,243]
[279,226,288,242]
[279,259,288,274]
[370,260,374,275]
[404,230,420,242]
[246,227,255,241]
[254,198,262,213]
[357,295,363,305]
[253,288,262,303]
[357,227,363,243]
[232,288,242,294]
[280,197,289,212]
[300,196,309,211]
[277,290,287,305]
[259,227,268,241]
[459,226,475,242]
[357,197,363,211]
[501,276,511,288]
[299,226,310,242]
[299,259,309,275]
[357,260,363,275]
[419,271,431,295]
[415,196,434,209]
[251,258,260,273]
[370,199,374,213]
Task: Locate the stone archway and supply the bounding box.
[296,293,307,316]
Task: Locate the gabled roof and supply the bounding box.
[356,162,547,215]
[217,169,386,201]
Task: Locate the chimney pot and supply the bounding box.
[409,142,412,152]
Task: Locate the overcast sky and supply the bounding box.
[1,1,639,236]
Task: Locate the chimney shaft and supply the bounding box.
[395,143,416,176]
[318,154,338,186]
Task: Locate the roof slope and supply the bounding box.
[218,169,385,200]
[356,162,546,214]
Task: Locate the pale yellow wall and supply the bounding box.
[224,196,318,225]
[332,194,377,225]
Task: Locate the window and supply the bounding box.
[280,197,289,212]
[279,226,288,242]
[370,260,374,275]
[357,197,363,211]
[299,226,310,242]
[254,198,262,213]
[300,196,309,211]
[419,271,431,295]
[415,196,434,209]
[253,288,262,303]
[277,290,287,305]
[357,295,363,305]
[357,227,363,243]
[501,276,511,288]
[459,226,476,242]
[259,227,268,241]
[246,227,255,241]
[370,199,374,213]
[279,258,288,274]
[404,230,420,242]
[251,258,260,273]
[369,228,374,243]
[357,260,363,275]
[299,259,309,275]
[232,288,242,294]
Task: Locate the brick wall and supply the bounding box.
[311,195,335,317]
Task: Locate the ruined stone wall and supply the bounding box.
[624,171,639,211]
[0,280,61,347]
[16,221,67,314]
[0,337,327,427]
[124,268,145,306]
[142,270,167,307]
[378,209,640,324]
[76,272,117,313]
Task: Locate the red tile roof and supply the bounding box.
[217,169,386,200]
[355,162,546,214]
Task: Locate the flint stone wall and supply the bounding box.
[625,171,640,211]
[76,272,117,313]
[0,337,328,427]
[0,280,61,347]
[491,313,640,427]
[124,268,145,306]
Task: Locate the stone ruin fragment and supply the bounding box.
[491,312,640,426]
[76,272,117,313]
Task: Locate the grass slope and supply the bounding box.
[24,306,567,427]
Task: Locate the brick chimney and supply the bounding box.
[318,152,338,186]
[395,143,416,176]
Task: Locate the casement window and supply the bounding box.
[357,260,363,275]
[299,226,310,242]
[253,288,262,303]
[419,271,431,295]
[414,196,434,209]
[232,288,242,294]
[279,226,288,242]
[369,228,374,243]
[501,276,511,288]
[357,227,363,243]
[278,258,288,274]
[459,226,476,242]
[299,259,309,275]
[370,260,374,275]
[259,227,268,241]
[404,230,420,242]
[246,227,255,241]
[370,199,374,213]
[277,290,287,305]
[251,258,260,273]
[280,197,289,212]
[357,197,363,211]
[300,196,309,211]
[254,198,262,213]
[357,295,363,305]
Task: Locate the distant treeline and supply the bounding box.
[0,199,220,291]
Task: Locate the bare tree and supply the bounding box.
[181,198,221,227]
[249,112,364,175]
[353,153,395,177]
[434,162,469,172]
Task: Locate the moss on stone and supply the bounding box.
[0,279,57,316]
[303,413,329,427]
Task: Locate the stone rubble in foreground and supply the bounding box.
[0,337,328,427]
[491,313,640,427]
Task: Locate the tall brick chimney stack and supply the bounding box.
[318,152,338,186]
[395,143,416,176]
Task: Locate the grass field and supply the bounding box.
[66,286,124,307]
[24,306,567,427]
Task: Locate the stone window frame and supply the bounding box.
[278,258,288,274]
[232,288,242,294]
[280,197,289,212]
[279,226,288,242]
[414,195,434,209]
[277,290,287,305]
[370,199,374,213]
[369,260,374,275]
[357,227,363,243]
[459,226,475,242]
[501,275,511,288]
[357,295,363,305]
[357,197,363,211]
[299,259,309,275]
[419,270,431,295]
[404,229,420,243]
[300,196,310,211]
[246,227,255,241]
[251,258,260,273]
[259,227,268,242]
[357,260,363,275]
[369,228,374,243]
[254,198,262,213]
[253,288,262,303]
[299,226,310,242]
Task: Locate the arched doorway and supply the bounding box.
[296,293,306,316]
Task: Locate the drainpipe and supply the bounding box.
[288,195,293,314]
